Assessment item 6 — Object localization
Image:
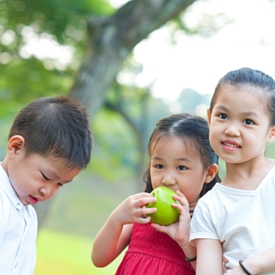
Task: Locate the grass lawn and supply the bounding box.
[35,229,124,275]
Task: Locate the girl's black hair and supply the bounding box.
[143,113,220,197]
[210,67,275,126]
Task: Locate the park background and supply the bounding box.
[1,0,275,274]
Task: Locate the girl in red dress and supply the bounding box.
[92,113,220,275]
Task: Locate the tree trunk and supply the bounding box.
[36,0,196,227]
[69,0,196,117]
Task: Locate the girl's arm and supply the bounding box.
[91,192,157,267]
[195,238,223,275]
[228,246,275,275]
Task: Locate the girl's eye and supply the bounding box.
[218,113,228,120]
[243,119,254,125]
[58,183,63,187]
[156,164,163,169]
[177,165,187,171]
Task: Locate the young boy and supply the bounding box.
[0,96,92,275]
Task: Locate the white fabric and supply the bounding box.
[0,164,37,275]
[190,165,275,275]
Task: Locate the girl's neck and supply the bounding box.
[222,157,275,190]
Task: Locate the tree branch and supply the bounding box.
[69,0,196,118]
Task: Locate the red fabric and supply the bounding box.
[115,223,195,275]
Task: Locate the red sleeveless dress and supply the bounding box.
[115,223,194,275]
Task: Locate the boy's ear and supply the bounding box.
[207,109,211,125]
[267,126,275,143]
[205,163,218,184]
[7,135,26,155]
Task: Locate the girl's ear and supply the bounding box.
[7,135,26,156]
[205,163,218,184]
[267,126,275,143]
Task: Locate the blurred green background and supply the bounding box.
[1,0,275,274]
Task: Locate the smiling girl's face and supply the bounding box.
[208,84,274,164]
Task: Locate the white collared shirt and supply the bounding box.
[0,164,37,275]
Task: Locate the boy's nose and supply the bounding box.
[39,186,56,199]
[39,187,47,197]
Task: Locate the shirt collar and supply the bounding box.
[0,163,24,210]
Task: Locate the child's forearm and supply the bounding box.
[91,214,126,267]
[228,246,275,275]
[240,247,275,274]
[195,239,223,275]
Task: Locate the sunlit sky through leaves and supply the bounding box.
[111,0,275,103]
[4,0,274,105]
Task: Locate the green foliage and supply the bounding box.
[4,0,114,44]
[266,142,275,159]
[0,57,72,115]
[0,0,115,119]
[90,108,139,181]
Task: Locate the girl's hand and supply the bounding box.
[111,192,157,226]
[150,190,191,247]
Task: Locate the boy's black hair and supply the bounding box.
[9,96,92,169]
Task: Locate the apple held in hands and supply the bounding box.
[146,186,180,225]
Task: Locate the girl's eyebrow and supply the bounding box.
[214,105,260,117]
[213,105,228,111]
[151,156,163,161]
[151,156,193,163]
[175,157,193,163]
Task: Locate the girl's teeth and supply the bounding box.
[224,142,237,148]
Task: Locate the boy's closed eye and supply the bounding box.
[42,173,50,180]
[42,173,63,187]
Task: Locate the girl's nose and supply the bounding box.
[224,123,240,137]
[162,173,176,186]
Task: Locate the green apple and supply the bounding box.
[146,186,180,225]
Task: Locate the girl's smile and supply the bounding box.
[208,85,273,164]
[221,140,241,151]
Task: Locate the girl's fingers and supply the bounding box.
[132,193,156,207]
[138,196,157,207]
[139,206,157,217]
[173,191,189,207]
